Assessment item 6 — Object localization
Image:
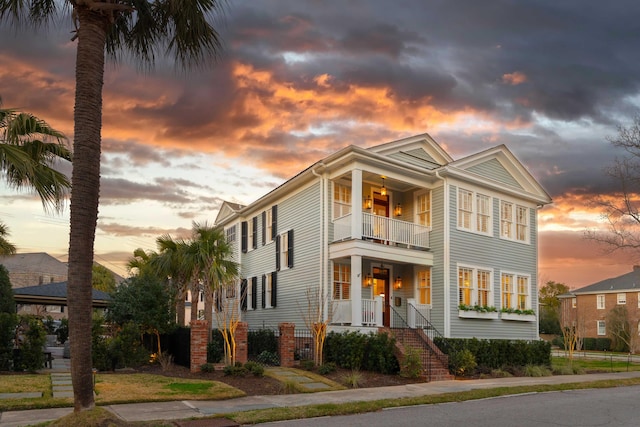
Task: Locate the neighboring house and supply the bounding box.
[1,252,121,319]
[214,133,551,341]
[560,266,640,341]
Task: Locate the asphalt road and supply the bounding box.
[260,385,640,427]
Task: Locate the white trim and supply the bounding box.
[456,263,495,308]
[597,320,606,336]
[455,186,493,237]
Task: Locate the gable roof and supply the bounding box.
[368,133,453,168]
[13,281,111,308]
[215,201,246,224]
[571,267,640,294]
[0,252,67,276]
[444,144,552,205]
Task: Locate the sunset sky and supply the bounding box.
[1,0,639,289]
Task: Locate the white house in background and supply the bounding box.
[213,133,551,341]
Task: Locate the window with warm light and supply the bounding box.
[333,263,350,300]
[417,269,431,305]
[333,183,352,219]
[501,273,514,309]
[517,276,529,310]
[459,265,494,308]
[457,187,492,235]
[416,191,431,227]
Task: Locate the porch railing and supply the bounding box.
[332,212,430,248]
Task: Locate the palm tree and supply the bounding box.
[0,98,71,212]
[149,235,192,326]
[0,222,16,255]
[0,2,226,411]
[185,221,239,328]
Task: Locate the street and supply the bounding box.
[259,385,640,426]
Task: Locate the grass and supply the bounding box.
[0,373,245,412]
[552,356,640,373]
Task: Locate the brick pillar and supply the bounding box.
[279,322,295,367]
[190,320,210,373]
[235,322,248,364]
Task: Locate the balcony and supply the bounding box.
[333,212,430,249]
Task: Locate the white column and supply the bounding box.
[407,298,416,328]
[351,255,363,326]
[351,169,363,240]
[374,295,384,327]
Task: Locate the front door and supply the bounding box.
[373,267,390,327]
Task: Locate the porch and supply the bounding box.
[331,298,431,328]
[333,212,430,249]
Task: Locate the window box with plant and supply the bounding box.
[458,304,499,319]
[500,307,536,321]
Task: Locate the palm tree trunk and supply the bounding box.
[204,287,214,328]
[190,282,200,324]
[67,7,108,412]
[176,287,186,326]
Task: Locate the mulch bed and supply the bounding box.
[133,364,426,396]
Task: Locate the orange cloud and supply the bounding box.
[502,71,528,85]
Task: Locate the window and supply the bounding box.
[226,225,236,243]
[500,201,513,239]
[517,276,529,310]
[333,183,352,219]
[417,269,431,305]
[476,194,490,233]
[262,273,277,308]
[516,206,528,241]
[597,294,605,310]
[333,263,351,300]
[250,216,258,249]
[597,320,606,336]
[416,191,431,227]
[501,273,514,309]
[458,189,473,230]
[458,266,493,308]
[617,293,626,305]
[263,206,277,245]
[457,188,491,235]
[572,297,577,308]
[277,230,294,270]
[500,200,529,242]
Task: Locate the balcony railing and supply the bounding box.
[333,213,430,249]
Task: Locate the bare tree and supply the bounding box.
[606,305,638,353]
[585,116,640,253]
[299,287,334,366]
[214,283,242,366]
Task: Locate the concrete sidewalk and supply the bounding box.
[2,371,640,426]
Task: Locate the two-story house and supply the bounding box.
[214,133,551,341]
[560,266,640,344]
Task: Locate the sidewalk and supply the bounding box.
[2,369,640,426]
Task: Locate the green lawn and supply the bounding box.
[0,373,245,412]
[552,355,640,373]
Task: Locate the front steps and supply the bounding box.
[384,327,454,381]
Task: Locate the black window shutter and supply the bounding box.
[240,279,247,311]
[241,221,248,253]
[271,272,277,308]
[271,205,278,239]
[261,275,266,308]
[275,234,281,271]
[252,217,258,249]
[251,277,258,309]
[262,211,266,246]
[287,229,294,268]
[215,291,223,312]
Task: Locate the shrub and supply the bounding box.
[244,361,265,377]
[400,346,423,378]
[200,363,215,373]
[342,369,363,388]
[524,364,552,377]
[223,363,248,376]
[324,331,399,374]
[449,349,477,377]
[300,359,315,371]
[207,330,225,363]
[56,318,69,344]
[255,350,279,366]
[157,351,174,371]
[0,312,17,371]
[248,329,278,357]
[318,362,337,375]
[17,316,46,372]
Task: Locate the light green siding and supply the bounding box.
[467,158,523,189]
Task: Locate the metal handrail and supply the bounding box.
[406,303,451,368]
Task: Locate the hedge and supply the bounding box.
[434,337,551,369]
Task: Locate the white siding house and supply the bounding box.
[214,133,551,340]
